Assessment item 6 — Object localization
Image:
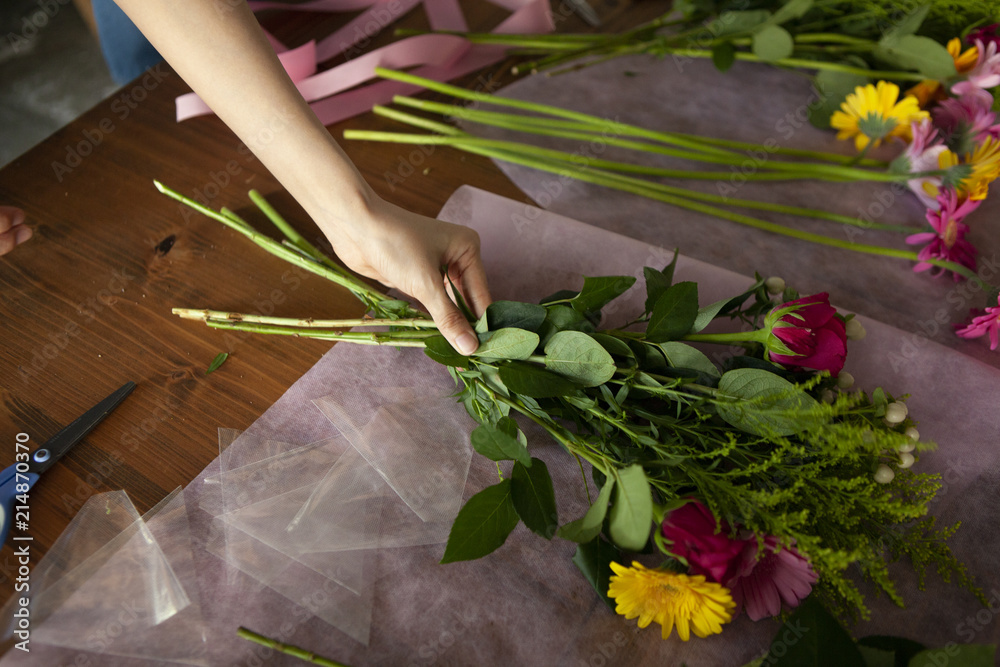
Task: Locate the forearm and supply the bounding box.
[114,0,373,231]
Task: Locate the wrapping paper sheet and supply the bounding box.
[6,186,999,666]
[464,55,1000,371]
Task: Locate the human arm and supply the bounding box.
[112,0,488,354]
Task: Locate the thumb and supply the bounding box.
[421,284,479,356]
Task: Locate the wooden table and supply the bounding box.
[0,0,670,612]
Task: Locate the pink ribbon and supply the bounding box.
[175,0,553,125]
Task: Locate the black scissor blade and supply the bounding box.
[36,381,136,473]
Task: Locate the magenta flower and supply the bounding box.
[661,501,744,584]
[955,295,1000,350]
[905,119,948,209]
[968,24,1000,50]
[763,293,847,376]
[906,189,980,280]
[932,91,1000,149]
[725,536,818,621]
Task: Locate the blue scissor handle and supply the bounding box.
[0,464,40,545]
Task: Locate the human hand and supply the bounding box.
[0,207,32,256]
[320,195,491,356]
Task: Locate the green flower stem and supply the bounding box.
[347,128,915,233]
[237,628,350,667]
[171,308,435,329]
[663,48,928,82]
[440,143,975,277]
[683,330,769,345]
[247,189,353,279]
[382,71,884,167]
[790,33,878,47]
[203,319,433,346]
[154,181,396,308]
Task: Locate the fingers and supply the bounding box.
[0,207,31,257]
[451,252,492,319]
[419,281,479,356]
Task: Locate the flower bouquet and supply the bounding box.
[159,183,983,649]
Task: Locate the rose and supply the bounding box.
[763,292,847,376]
[661,501,745,584]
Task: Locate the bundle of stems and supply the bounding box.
[340,68,980,283]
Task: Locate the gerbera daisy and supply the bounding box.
[906,189,979,279]
[955,294,1000,350]
[608,561,735,641]
[725,537,818,622]
[831,81,929,151]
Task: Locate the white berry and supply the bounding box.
[884,402,908,424]
[874,464,895,484]
[836,372,855,390]
[765,276,786,295]
[898,452,915,469]
[846,318,866,340]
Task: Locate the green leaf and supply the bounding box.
[875,35,956,80]
[558,477,615,543]
[857,636,925,667]
[440,480,519,563]
[691,296,733,333]
[511,458,558,539]
[205,352,229,375]
[484,300,547,332]
[424,335,470,367]
[572,536,619,609]
[608,465,653,551]
[570,276,637,314]
[707,9,771,36]
[537,304,595,346]
[498,361,581,398]
[590,333,634,359]
[880,4,930,46]
[769,0,813,25]
[810,68,871,129]
[470,423,531,466]
[646,281,699,343]
[765,597,864,666]
[658,342,720,378]
[752,24,795,62]
[908,645,996,667]
[858,646,897,667]
[712,40,737,71]
[473,328,540,361]
[543,331,617,387]
[715,368,819,436]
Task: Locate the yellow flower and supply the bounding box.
[961,137,1000,200]
[607,561,735,641]
[830,81,930,151]
[948,37,980,74]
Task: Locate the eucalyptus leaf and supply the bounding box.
[484,300,547,332]
[473,327,540,361]
[768,0,813,25]
[764,597,864,666]
[608,465,653,551]
[647,281,699,343]
[707,9,771,36]
[544,331,617,386]
[591,332,634,359]
[440,480,519,563]
[572,536,619,610]
[691,296,733,333]
[716,368,819,436]
[908,645,996,667]
[558,477,615,543]
[752,25,795,62]
[511,458,558,539]
[875,35,955,80]
[570,275,637,314]
[857,635,925,667]
[659,342,720,378]
[537,304,596,346]
[712,40,736,71]
[498,361,581,398]
[880,4,930,46]
[643,266,672,315]
[470,423,531,466]
[857,646,896,667]
[424,335,470,367]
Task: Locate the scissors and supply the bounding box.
[0,381,136,544]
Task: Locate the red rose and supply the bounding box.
[764,292,847,376]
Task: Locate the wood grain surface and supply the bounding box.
[0,0,670,609]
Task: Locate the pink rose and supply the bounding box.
[764,292,847,376]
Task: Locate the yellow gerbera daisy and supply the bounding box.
[607,561,736,641]
[960,137,1000,200]
[830,81,930,151]
[948,37,980,74]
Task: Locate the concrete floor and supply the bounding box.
[0,0,119,167]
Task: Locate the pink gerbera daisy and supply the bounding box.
[725,536,818,621]
[955,295,1000,350]
[906,189,980,279]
